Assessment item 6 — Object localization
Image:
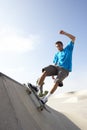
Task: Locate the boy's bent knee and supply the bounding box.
[54,80,63,87]
[42,70,48,76]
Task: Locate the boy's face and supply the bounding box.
[56,43,63,51]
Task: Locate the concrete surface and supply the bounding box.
[0,72,81,130]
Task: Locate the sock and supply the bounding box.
[37,85,41,91]
[37,85,41,94]
[45,92,52,99]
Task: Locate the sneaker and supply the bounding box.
[39,90,48,97]
[43,90,48,96]
[40,96,48,104]
[39,92,44,97]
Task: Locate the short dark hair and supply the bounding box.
[55,41,63,46]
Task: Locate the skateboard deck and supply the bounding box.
[27,83,51,113]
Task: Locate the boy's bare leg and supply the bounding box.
[41,82,59,103]
[50,82,59,94]
[45,82,59,99]
[38,71,47,87]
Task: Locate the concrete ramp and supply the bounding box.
[0,72,80,130]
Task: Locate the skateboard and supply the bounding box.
[27,83,51,113]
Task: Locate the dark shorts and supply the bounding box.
[42,65,69,84]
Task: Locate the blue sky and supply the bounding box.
[0,0,87,94]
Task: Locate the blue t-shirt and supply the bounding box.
[53,41,74,72]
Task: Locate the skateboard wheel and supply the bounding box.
[37,106,43,111]
[26,88,31,94]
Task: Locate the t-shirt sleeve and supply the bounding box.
[65,41,74,51]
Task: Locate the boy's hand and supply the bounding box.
[52,76,55,80]
[59,30,76,42]
[59,30,65,34]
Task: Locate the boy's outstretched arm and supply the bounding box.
[59,30,76,43]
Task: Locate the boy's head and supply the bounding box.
[55,41,63,51]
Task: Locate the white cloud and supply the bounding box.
[0,27,40,53]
